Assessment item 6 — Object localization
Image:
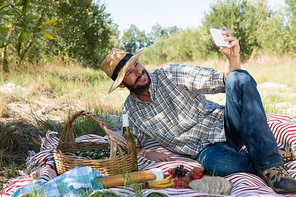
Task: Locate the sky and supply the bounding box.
[99,0,286,38]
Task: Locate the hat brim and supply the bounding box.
[108,48,144,93]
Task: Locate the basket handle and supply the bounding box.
[58,110,132,157]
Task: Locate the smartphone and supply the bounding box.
[209,28,229,47]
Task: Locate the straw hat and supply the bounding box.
[101,48,144,93]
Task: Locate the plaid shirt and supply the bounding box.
[122,64,226,158]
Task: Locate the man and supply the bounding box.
[101,26,296,194]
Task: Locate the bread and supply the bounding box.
[189,178,209,193]
[99,170,156,188]
[189,176,233,195]
[216,176,225,194]
[221,176,233,195]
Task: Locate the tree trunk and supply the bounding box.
[18,40,33,66]
[2,47,10,73]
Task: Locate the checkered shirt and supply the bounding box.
[122,64,227,158]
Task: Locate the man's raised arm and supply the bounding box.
[219,26,241,83]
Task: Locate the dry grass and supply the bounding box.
[0,121,41,166]
[1,55,296,117]
[84,90,129,115]
[244,55,296,86]
[2,55,295,118]
[192,55,296,118]
[0,95,9,118]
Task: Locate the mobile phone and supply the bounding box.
[209,28,229,47]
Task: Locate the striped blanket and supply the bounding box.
[1,113,296,197]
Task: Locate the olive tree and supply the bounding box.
[201,0,274,61]
[121,24,149,54]
[0,0,56,72]
[44,0,116,68]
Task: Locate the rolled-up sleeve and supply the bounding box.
[167,64,225,94]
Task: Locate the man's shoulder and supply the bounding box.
[152,64,198,78]
[123,93,138,108]
[124,94,133,103]
[122,94,133,113]
[157,63,201,72]
[151,64,183,76]
[157,63,183,70]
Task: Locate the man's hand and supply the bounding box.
[219,26,241,82]
[137,149,173,162]
[219,26,240,59]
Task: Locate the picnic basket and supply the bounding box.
[53,110,134,176]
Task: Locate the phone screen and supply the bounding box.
[209,28,229,47]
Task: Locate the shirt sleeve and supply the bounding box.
[163,64,225,94]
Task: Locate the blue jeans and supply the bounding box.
[196,70,283,176]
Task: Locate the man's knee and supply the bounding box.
[226,70,256,88]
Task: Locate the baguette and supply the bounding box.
[99,170,156,188]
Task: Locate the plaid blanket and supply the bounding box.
[1,113,296,197]
[11,166,106,197]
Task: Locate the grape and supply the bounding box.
[171,169,176,176]
[180,165,184,170]
[167,165,189,178]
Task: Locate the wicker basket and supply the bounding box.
[53,110,133,176]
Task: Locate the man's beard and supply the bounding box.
[123,69,151,94]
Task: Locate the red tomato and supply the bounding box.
[192,171,203,179]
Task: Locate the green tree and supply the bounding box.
[147,23,168,43]
[147,23,181,44]
[168,25,181,36]
[121,24,149,54]
[201,0,273,61]
[43,0,116,68]
[0,0,56,72]
[255,7,286,56]
[163,28,199,62]
[284,0,296,55]
[140,37,167,65]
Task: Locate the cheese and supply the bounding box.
[147,168,164,183]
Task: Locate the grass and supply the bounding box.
[3,162,18,179]
[1,55,296,196]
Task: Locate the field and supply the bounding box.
[1,55,296,189]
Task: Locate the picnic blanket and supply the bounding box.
[1,113,296,197]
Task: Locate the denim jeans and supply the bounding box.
[197,70,283,176]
